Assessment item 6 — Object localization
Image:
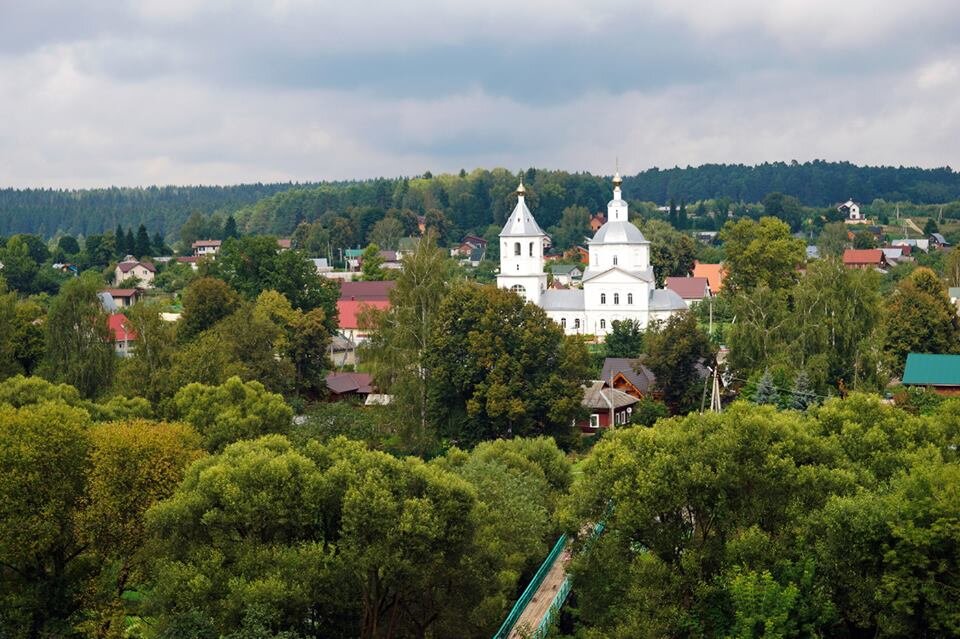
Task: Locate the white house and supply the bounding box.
[192,239,222,257]
[114,257,156,287]
[838,199,863,222]
[497,175,686,338]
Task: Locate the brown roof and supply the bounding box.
[842,249,884,265]
[192,239,222,248]
[325,372,374,395]
[104,288,140,298]
[177,256,200,263]
[665,276,710,299]
[582,381,639,410]
[117,260,156,273]
[600,358,656,394]
[339,280,396,301]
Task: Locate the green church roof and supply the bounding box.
[902,353,960,386]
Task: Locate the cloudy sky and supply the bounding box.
[1,0,958,187]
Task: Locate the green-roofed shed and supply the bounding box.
[344,249,364,259]
[902,353,960,394]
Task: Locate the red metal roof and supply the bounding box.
[107,314,137,342]
[337,299,390,330]
[338,280,396,301]
[842,249,884,265]
[665,276,710,299]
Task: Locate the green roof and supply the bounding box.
[344,249,364,258]
[902,353,960,386]
[549,264,582,275]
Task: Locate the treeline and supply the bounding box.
[6,161,960,242]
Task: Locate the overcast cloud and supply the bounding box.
[0,0,958,187]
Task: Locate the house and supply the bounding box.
[114,257,156,287]
[344,248,364,271]
[891,238,930,252]
[549,264,583,286]
[589,213,606,232]
[329,334,357,367]
[838,199,863,222]
[325,371,374,401]
[842,249,888,270]
[52,263,79,276]
[337,299,391,344]
[103,288,142,308]
[277,238,292,251]
[696,231,719,244]
[665,276,711,307]
[930,233,950,249]
[192,239,222,257]
[901,353,960,396]
[339,280,396,301]
[579,380,639,431]
[310,257,332,273]
[599,358,656,399]
[176,256,200,270]
[464,246,485,267]
[107,314,137,357]
[692,261,725,293]
[378,250,402,269]
[97,292,118,313]
[454,235,488,258]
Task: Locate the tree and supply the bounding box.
[636,220,697,286]
[223,214,239,239]
[762,192,804,231]
[152,230,168,255]
[853,230,878,249]
[134,224,152,258]
[923,217,939,235]
[172,376,293,452]
[57,235,81,256]
[0,285,21,380]
[42,272,115,399]
[367,217,404,251]
[114,302,178,403]
[548,205,592,250]
[124,228,136,257]
[361,232,456,453]
[790,370,817,410]
[0,402,92,637]
[753,369,780,405]
[644,310,715,413]
[719,217,806,294]
[0,236,39,293]
[945,248,960,287]
[884,267,960,375]
[424,208,451,244]
[604,319,644,358]
[180,211,212,248]
[817,221,848,258]
[179,276,241,340]
[359,244,386,281]
[425,282,589,445]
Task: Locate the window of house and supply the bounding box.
[600,319,606,330]
[574,319,581,329]
[601,293,606,304]
[613,255,618,266]
[529,242,534,256]
[510,284,526,295]
[628,293,633,305]
[590,414,600,429]
[561,318,567,328]
[614,293,620,305]
[514,242,521,256]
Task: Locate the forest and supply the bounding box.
[3,161,960,241]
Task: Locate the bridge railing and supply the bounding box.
[491,533,568,639]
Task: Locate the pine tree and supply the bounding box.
[151,231,166,255]
[114,224,126,257]
[753,369,779,406]
[678,200,688,230]
[668,198,678,228]
[134,224,151,258]
[124,228,135,258]
[223,215,239,240]
[790,370,817,411]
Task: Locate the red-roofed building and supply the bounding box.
[665,276,711,307]
[692,261,725,292]
[337,299,391,344]
[107,314,137,357]
[339,280,396,301]
[103,288,143,308]
[114,259,156,287]
[589,213,606,232]
[842,249,887,270]
[277,238,292,250]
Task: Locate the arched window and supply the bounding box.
[613,255,618,266]
[514,242,521,256]
[529,242,534,257]
[627,293,633,305]
[510,284,526,295]
[613,293,620,305]
[561,318,567,328]
[574,319,581,329]
[600,319,606,330]
[600,293,606,304]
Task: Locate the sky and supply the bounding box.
[1,0,958,187]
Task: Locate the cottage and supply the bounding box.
[665,276,711,307]
[548,264,583,286]
[579,381,638,431]
[277,238,292,251]
[378,250,402,269]
[325,372,375,401]
[103,288,142,308]
[838,199,863,222]
[114,258,156,287]
[842,249,888,270]
[107,314,137,357]
[901,353,960,396]
[930,233,950,249]
[310,257,332,273]
[337,299,390,344]
[192,239,222,257]
[599,358,656,399]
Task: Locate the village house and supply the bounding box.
[107,314,136,357]
[838,199,864,223]
[579,380,638,431]
[548,264,583,287]
[277,238,292,251]
[599,357,656,399]
[929,233,950,249]
[589,213,606,232]
[325,371,375,401]
[901,353,960,396]
[176,256,200,270]
[692,261,725,293]
[102,288,143,308]
[378,250,402,270]
[192,239,222,257]
[665,276,711,307]
[114,257,156,287]
[842,249,888,270]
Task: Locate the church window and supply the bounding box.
[516,264,519,271]
[600,319,606,330]
[529,242,534,256]
[510,284,526,295]
[600,293,606,304]
[614,293,620,305]
[561,318,567,328]
[613,255,618,266]
[514,242,521,256]
[628,293,633,305]
[574,319,581,329]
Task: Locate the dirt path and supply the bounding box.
[508,548,572,639]
[904,217,923,235]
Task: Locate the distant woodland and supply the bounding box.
[2,161,960,241]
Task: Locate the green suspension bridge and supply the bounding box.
[491,519,606,639]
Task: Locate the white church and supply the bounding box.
[497,173,687,338]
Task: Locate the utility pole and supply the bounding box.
[710,364,722,413]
